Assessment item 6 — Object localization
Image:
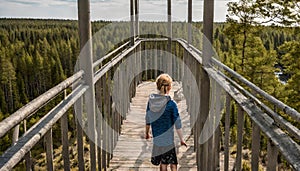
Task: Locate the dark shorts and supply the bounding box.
[151,144,178,165]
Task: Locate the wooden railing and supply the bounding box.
[0,38,299,171]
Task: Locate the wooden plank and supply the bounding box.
[102,76,108,170]
[267,139,278,171]
[45,129,54,171]
[75,97,84,171]
[236,106,244,171]
[251,122,260,171]
[199,67,210,171]
[61,112,70,171]
[108,82,197,170]
[224,94,231,171]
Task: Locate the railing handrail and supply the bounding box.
[176,38,300,170]
[94,40,142,84]
[0,84,89,170]
[211,57,300,122]
[0,70,84,139]
[204,66,300,170]
[176,38,300,122]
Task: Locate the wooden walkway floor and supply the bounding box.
[109,82,197,170]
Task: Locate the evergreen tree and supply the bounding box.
[278,41,300,112]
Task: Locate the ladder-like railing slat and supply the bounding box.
[218,70,300,141]
[211,57,300,122]
[0,70,84,139]
[0,84,88,170]
[93,40,142,84]
[204,66,300,170]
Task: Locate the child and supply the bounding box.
[145,73,187,171]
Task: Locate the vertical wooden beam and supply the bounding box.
[61,113,70,171]
[167,0,172,74]
[214,83,221,170]
[96,82,103,171]
[23,120,32,171]
[251,123,260,171]
[130,0,135,46]
[78,0,97,170]
[199,69,210,171]
[188,0,192,45]
[12,125,19,145]
[199,0,213,170]
[102,76,107,170]
[224,94,231,171]
[202,0,214,66]
[45,129,54,171]
[135,0,139,37]
[75,97,84,171]
[61,90,70,171]
[267,139,278,171]
[236,106,244,171]
[25,151,32,171]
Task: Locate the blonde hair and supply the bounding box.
[156,73,172,94]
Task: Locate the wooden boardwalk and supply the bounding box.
[109,82,197,170]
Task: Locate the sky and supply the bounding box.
[0,0,237,22]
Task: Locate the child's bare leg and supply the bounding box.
[160,164,168,171]
[170,164,177,171]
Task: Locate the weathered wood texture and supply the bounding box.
[109,82,197,170]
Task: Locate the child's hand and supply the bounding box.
[181,140,187,147]
[145,134,152,139]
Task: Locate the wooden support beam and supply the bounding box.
[224,94,231,171]
[251,123,261,171]
[202,0,214,66]
[167,0,172,74]
[61,113,70,171]
[199,0,213,170]
[78,0,97,170]
[267,139,278,171]
[188,0,192,45]
[45,129,54,171]
[236,106,244,171]
[130,0,135,46]
[135,0,139,37]
[75,97,84,171]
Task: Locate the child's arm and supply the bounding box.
[145,125,151,139]
[176,128,187,147]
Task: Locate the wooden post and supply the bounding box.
[12,125,19,145]
[202,0,214,66]
[45,129,54,171]
[267,139,278,171]
[236,106,244,171]
[96,83,103,170]
[130,0,135,46]
[102,76,107,170]
[61,90,70,171]
[167,0,172,74]
[61,113,70,171]
[75,97,84,171]
[199,0,214,170]
[214,83,221,170]
[78,0,97,170]
[224,94,231,171]
[251,123,260,171]
[23,120,32,171]
[135,0,139,37]
[188,0,192,45]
